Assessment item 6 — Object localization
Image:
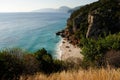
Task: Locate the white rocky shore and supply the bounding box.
[58,38,83,61]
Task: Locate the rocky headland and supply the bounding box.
[56,0,120,65]
[57,0,120,45]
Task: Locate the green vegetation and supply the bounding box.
[65,0,120,68]
[67,0,120,40]
[0,49,24,80]
[0,48,66,80]
[80,33,120,68]
[34,48,65,74]
[1,34,119,79]
[0,0,120,80]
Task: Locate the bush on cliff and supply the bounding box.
[0,48,66,80]
[0,49,25,80]
[80,33,120,68]
[34,48,53,73]
[34,48,66,73]
[66,0,119,42]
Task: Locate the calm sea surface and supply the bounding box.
[0,13,69,57]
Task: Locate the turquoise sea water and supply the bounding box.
[0,13,69,57]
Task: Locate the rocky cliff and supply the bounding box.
[57,0,120,45]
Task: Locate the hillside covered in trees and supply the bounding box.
[60,0,120,43]
[0,0,120,80]
[58,0,120,67]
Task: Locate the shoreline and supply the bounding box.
[57,37,83,61]
[56,38,63,60]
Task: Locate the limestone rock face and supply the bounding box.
[86,14,94,38]
[86,12,107,38]
[57,0,120,45]
[86,9,120,38]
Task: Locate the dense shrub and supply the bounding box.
[22,54,40,74]
[34,48,53,73]
[66,0,120,43]
[0,48,66,79]
[34,48,66,74]
[0,49,24,80]
[105,50,120,67]
[53,60,65,72]
[80,33,120,68]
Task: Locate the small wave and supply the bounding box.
[55,37,63,60]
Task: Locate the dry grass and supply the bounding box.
[20,68,120,80]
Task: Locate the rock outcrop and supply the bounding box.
[57,0,120,45]
[86,11,108,38]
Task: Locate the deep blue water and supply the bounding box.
[0,13,69,57]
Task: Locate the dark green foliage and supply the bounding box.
[99,0,116,3]
[68,4,90,39]
[0,0,119,79]
[34,48,65,74]
[0,48,66,79]
[22,54,40,74]
[0,49,24,80]
[80,33,120,68]
[34,48,52,61]
[67,0,120,41]
[52,60,65,72]
[65,0,120,68]
[34,48,53,73]
[67,1,100,38]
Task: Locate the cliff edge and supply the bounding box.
[57,0,120,45]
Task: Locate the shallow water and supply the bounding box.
[0,12,69,57]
